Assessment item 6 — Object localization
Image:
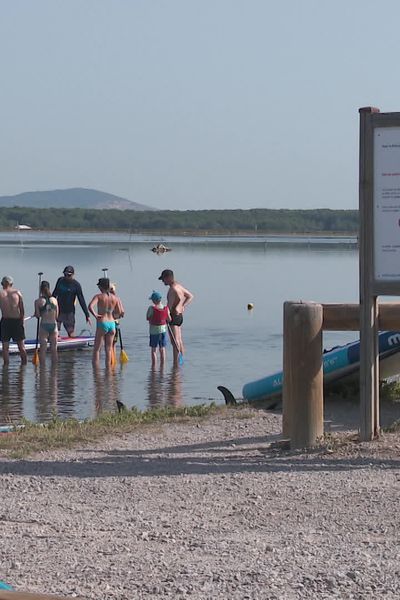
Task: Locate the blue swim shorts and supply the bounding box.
[149,332,167,348]
[97,321,116,334]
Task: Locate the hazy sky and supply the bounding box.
[0,1,398,210]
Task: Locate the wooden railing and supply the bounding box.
[282,301,400,449]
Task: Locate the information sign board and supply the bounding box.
[374,127,400,281]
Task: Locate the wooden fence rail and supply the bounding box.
[283,301,400,449]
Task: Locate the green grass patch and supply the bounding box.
[0,403,222,458]
[382,419,400,433]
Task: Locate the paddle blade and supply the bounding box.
[120,349,129,364]
[32,350,40,366]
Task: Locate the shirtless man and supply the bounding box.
[0,276,27,366]
[158,269,194,365]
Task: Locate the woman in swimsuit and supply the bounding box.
[89,278,121,367]
[34,281,59,363]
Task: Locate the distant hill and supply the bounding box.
[0,188,154,210]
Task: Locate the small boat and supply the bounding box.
[242,331,400,402]
[151,243,171,253]
[15,223,32,230]
[4,335,95,355]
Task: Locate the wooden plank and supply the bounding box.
[322,302,400,331]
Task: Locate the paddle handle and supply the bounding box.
[118,327,124,350]
[167,322,180,354]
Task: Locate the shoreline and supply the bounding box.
[0,228,358,239]
[0,406,399,599]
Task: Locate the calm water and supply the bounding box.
[0,231,358,423]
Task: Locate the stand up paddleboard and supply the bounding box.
[4,335,95,355]
[242,331,400,403]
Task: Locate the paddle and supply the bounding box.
[118,327,129,363]
[32,271,43,365]
[167,322,184,365]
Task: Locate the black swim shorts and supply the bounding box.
[0,318,25,342]
[170,313,183,327]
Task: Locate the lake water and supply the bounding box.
[0,231,358,424]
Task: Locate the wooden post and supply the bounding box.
[359,107,380,440]
[283,301,323,449]
[282,301,292,438]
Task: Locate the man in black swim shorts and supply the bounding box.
[158,269,193,365]
[0,275,27,366]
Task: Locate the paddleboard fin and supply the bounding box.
[217,386,237,405]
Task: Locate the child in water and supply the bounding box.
[146,291,171,367]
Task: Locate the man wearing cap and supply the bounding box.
[52,266,91,337]
[158,269,193,364]
[0,276,27,365]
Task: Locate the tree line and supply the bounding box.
[0,207,359,234]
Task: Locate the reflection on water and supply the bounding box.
[34,363,59,422]
[0,352,128,425]
[147,365,183,408]
[0,364,25,423]
[92,365,121,415]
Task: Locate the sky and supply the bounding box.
[0,0,399,210]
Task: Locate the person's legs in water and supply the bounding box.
[1,341,9,366]
[39,328,48,363]
[104,329,115,367]
[92,327,105,366]
[49,329,58,362]
[159,331,167,365]
[16,341,27,365]
[159,346,166,365]
[149,333,159,367]
[151,346,157,367]
[58,313,75,337]
[169,323,183,365]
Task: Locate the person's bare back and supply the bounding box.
[0,287,24,319]
[167,282,193,317]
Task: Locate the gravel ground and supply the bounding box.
[0,403,400,600]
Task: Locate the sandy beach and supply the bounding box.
[0,403,399,600]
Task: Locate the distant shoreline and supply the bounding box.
[1,228,358,238]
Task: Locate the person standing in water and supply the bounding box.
[88,278,122,367]
[34,281,59,363]
[52,265,91,337]
[146,291,171,367]
[158,269,194,365]
[0,276,27,366]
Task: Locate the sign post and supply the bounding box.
[359,107,400,440]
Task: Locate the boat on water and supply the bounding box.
[151,243,171,253]
[242,331,400,402]
[4,335,94,355]
[14,223,32,230]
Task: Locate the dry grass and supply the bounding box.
[0,403,231,458]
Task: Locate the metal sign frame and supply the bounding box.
[359,107,400,440]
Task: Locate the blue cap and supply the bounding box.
[149,290,162,303]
